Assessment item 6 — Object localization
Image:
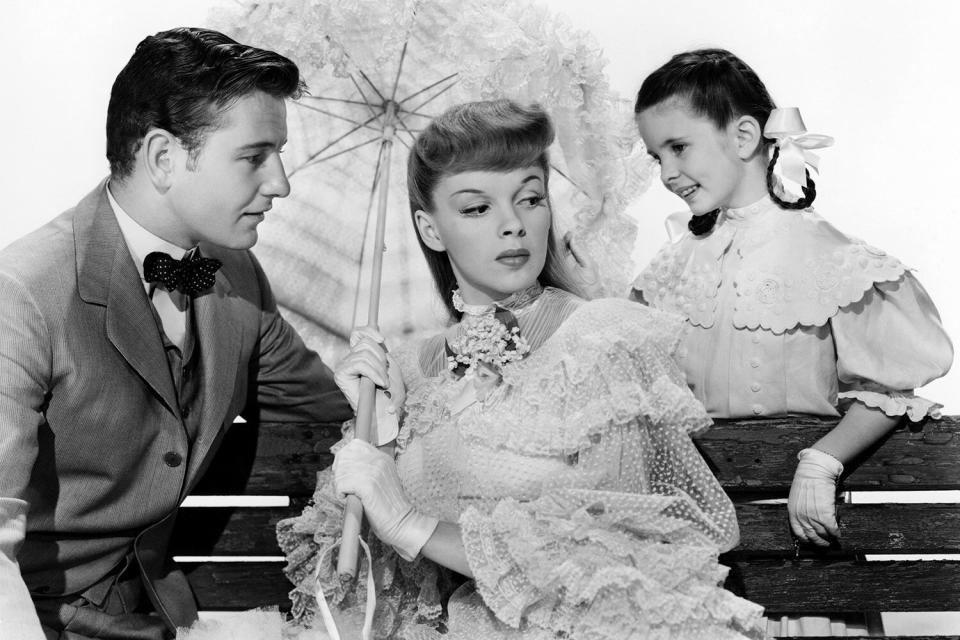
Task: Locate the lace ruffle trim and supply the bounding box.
[397,299,711,455]
[635,208,909,334]
[460,500,765,638]
[840,388,943,422]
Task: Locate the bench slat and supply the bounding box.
[731,502,960,555]
[699,417,960,493]
[182,562,291,611]
[726,559,960,612]
[172,503,960,557]
[189,417,960,497]
[181,559,960,614]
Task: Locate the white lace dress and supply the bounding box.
[274,287,764,640]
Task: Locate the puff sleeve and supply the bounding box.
[831,273,953,421]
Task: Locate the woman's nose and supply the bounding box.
[499,207,527,237]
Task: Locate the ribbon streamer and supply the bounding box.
[763,107,834,192]
[313,536,376,640]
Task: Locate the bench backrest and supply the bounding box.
[172,415,960,635]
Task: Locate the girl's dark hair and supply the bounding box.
[107,27,305,178]
[407,99,582,320]
[634,48,816,234]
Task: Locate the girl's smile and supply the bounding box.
[636,99,765,215]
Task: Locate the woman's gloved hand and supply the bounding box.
[333,326,406,445]
[333,439,438,561]
[788,447,844,547]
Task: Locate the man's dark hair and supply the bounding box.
[106,27,304,178]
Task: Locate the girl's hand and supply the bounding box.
[333,439,438,560]
[787,448,844,547]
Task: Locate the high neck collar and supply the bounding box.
[723,195,776,223]
[453,282,545,317]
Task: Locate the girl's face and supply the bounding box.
[414,166,550,305]
[636,99,751,215]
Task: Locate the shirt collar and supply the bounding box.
[106,183,187,287]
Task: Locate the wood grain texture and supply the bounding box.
[188,417,960,497]
[724,559,960,612]
[697,416,960,494]
[180,558,960,614]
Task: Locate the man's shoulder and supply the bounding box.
[0,203,80,279]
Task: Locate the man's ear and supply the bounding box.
[142,128,180,191]
[732,115,764,160]
[414,209,445,251]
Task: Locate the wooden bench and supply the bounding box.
[171,415,960,639]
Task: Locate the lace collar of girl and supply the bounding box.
[634,201,906,333]
[451,281,545,317]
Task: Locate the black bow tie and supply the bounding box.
[143,249,222,296]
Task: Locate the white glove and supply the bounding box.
[333,439,438,561]
[334,327,406,445]
[788,448,844,547]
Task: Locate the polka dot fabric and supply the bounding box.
[143,250,222,296]
[278,291,765,639]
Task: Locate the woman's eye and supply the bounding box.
[671,144,686,155]
[519,194,546,208]
[459,204,490,216]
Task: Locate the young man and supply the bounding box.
[0,28,351,639]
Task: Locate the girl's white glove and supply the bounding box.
[788,448,843,547]
[333,327,406,445]
[333,439,438,561]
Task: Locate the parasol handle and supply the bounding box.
[337,376,377,584]
[338,100,399,585]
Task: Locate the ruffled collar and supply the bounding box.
[634,203,907,333]
[452,281,545,318]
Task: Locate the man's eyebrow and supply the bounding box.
[236,141,285,151]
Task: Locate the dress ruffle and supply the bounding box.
[634,207,908,334]
[396,299,711,457]
[460,498,764,639]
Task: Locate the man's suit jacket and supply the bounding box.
[0,182,352,630]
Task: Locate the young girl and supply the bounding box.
[631,48,953,635]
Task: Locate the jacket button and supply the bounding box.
[163,452,183,467]
[751,383,762,392]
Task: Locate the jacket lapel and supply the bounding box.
[186,265,242,482]
[75,183,179,414]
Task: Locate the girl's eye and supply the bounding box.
[459,204,490,216]
[671,143,687,155]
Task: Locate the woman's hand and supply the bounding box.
[788,448,843,546]
[334,327,406,443]
[333,439,438,561]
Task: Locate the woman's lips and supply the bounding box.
[496,248,530,267]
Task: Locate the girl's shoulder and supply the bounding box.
[632,206,909,333]
[733,208,908,332]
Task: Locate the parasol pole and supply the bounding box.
[338,99,400,585]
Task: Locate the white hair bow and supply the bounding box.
[763,108,834,198]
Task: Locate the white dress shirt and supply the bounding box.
[107,185,189,351]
